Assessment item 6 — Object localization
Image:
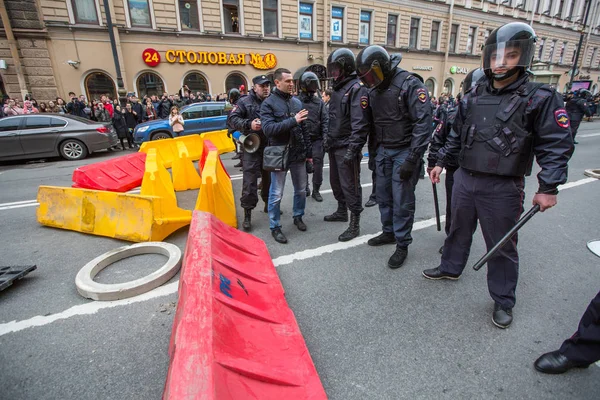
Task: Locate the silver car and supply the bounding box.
[0,114,119,162]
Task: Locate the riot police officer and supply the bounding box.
[324,48,371,242]
[356,45,432,269]
[428,68,484,254]
[229,75,272,230]
[423,22,574,329]
[566,89,591,144]
[227,88,243,163]
[297,72,329,202]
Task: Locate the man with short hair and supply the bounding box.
[100,95,114,118]
[260,68,311,244]
[67,91,87,118]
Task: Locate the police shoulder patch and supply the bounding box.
[417,88,428,103]
[554,108,570,128]
[435,122,443,133]
[360,96,368,109]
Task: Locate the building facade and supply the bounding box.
[2,0,600,102]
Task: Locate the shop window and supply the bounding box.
[425,78,436,97]
[430,21,440,51]
[136,72,165,98]
[331,7,343,42]
[387,15,397,47]
[84,71,117,101]
[466,27,476,54]
[223,0,240,33]
[225,73,247,92]
[71,0,99,24]
[299,3,313,40]
[263,0,278,37]
[359,11,371,45]
[128,0,152,27]
[179,0,200,30]
[449,24,459,53]
[443,78,454,95]
[409,18,420,49]
[183,73,209,93]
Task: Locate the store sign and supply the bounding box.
[450,66,469,74]
[144,49,278,70]
[413,66,433,71]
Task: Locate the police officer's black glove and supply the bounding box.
[306,160,314,174]
[227,131,232,138]
[399,158,418,181]
[343,149,356,166]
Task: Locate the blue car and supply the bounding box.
[133,102,232,143]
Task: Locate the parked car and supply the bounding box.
[0,114,119,162]
[133,102,232,144]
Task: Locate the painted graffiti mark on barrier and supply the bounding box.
[219,273,232,298]
[237,278,249,296]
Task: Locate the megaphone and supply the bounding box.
[238,133,261,153]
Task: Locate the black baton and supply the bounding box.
[432,182,441,232]
[473,204,541,271]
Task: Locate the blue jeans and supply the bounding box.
[375,145,421,247]
[268,160,307,229]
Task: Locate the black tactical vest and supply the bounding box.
[329,78,359,140]
[298,93,324,140]
[369,69,413,149]
[460,82,543,177]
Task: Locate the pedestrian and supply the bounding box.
[158,93,172,119]
[534,290,600,374]
[66,92,86,118]
[356,45,432,268]
[168,106,184,134]
[55,97,67,114]
[143,97,158,121]
[229,75,272,230]
[39,102,48,113]
[565,89,591,144]
[94,102,110,122]
[100,95,114,118]
[3,99,23,116]
[423,22,574,329]
[129,95,144,124]
[323,48,371,242]
[22,100,39,114]
[297,72,328,202]
[47,100,60,114]
[260,68,311,244]
[112,105,131,150]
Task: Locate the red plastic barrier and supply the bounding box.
[163,211,327,400]
[200,140,230,179]
[72,152,146,192]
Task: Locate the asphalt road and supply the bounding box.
[0,123,599,399]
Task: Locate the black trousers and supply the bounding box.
[311,139,324,186]
[559,290,600,365]
[444,167,457,235]
[571,119,582,140]
[369,169,377,202]
[329,147,363,214]
[240,149,270,210]
[440,168,524,308]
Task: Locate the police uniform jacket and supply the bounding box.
[436,73,574,194]
[296,92,329,142]
[565,97,590,122]
[326,73,371,155]
[260,88,312,162]
[229,91,267,148]
[428,106,458,170]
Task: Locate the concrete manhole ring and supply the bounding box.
[75,242,182,301]
[587,240,600,258]
[584,169,600,179]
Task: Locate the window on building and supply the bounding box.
[443,78,454,95]
[299,3,313,39]
[127,0,152,27]
[483,28,492,49]
[449,24,459,53]
[263,0,278,36]
[183,73,209,93]
[387,15,398,47]
[557,0,565,17]
[331,7,344,42]
[425,78,435,96]
[225,73,247,92]
[559,41,566,63]
[430,21,440,51]
[223,0,240,33]
[179,0,200,30]
[466,27,477,54]
[71,0,99,24]
[84,72,117,101]
[548,39,557,61]
[567,0,576,19]
[571,44,576,63]
[538,38,545,59]
[136,72,165,98]
[409,18,420,49]
[359,11,371,45]
[590,47,598,67]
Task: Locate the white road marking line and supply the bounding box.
[0,199,38,206]
[558,177,597,190]
[0,203,39,211]
[0,176,596,336]
[579,132,600,138]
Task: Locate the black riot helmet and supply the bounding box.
[578,89,592,100]
[327,48,356,84]
[462,68,485,93]
[356,45,394,89]
[228,88,241,105]
[300,71,321,93]
[482,22,536,82]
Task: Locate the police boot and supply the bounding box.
[242,209,252,231]
[324,202,348,222]
[338,213,360,242]
[312,184,323,202]
[306,184,311,197]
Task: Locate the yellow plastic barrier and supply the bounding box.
[199,129,235,155]
[141,149,177,201]
[173,135,203,161]
[194,150,237,228]
[139,140,179,168]
[172,142,201,192]
[37,186,192,242]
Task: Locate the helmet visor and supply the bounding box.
[327,63,343,80]
[304,79,321,92]
[357,64,385,89]
[483,39,535,73]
